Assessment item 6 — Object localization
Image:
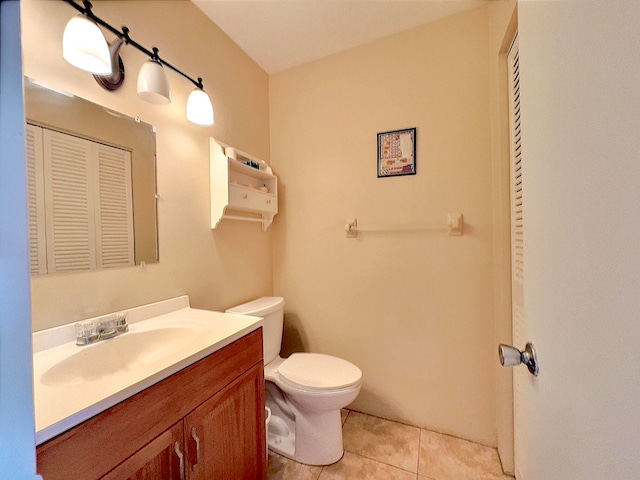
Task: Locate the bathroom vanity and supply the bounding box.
[33,297,266,480]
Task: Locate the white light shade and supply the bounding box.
[62,15,112,75]
[186,88,214,126]
[137,60,172,104]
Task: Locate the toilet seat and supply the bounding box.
[277,353,362,392]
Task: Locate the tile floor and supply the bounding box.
[267,410,514,480]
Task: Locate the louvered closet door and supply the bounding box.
[509,34,524,354]
[508,34,527,480]
[94,143,134,268]
[25,124,47,274]
[43,129,97,273]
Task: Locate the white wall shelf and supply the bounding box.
[210,138,277,230]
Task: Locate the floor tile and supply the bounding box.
[267,452,323,480]
[342,411,420,473]
[418,429,504,480]
[319,451,417,480]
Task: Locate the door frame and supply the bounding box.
[0,1,41,478]
[490,4,518,475]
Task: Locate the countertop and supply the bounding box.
[33,296,262,445]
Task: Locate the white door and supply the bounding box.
[513,1,640,478]
[505,33,529,480]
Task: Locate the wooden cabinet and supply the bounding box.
[210,138,278,231]
[185,364,264,480]
[37,329,266,480]
[100,423,184,480]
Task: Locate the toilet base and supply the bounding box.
[266,407,344,466]
[267,414,296,459]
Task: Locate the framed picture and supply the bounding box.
[377,127,416,178]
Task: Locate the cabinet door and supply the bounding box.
[100,422,185,480]
[185,363,266,480]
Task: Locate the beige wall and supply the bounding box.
[270,6,499,446]
[22,0,273,331]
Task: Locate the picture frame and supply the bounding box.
[377,127,416,178]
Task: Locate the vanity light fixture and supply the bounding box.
[186,79,215,126]
[93,37,126,91]
[61,0,215,126]
[62,13,111,75]
[137,48,172,105]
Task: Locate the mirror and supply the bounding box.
[24,78,158,274]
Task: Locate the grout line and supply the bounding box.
[342,409,350,426]
[416,426,422,476]
[344,407,423,430]
[341,450,419,476]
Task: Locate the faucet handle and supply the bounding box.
[115,313,129,333]
[76,320,98,346]
[75,313,128,346]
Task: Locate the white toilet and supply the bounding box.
[226,297,362,466]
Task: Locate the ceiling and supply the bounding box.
[191,0,489,74]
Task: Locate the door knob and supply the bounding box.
[498,342,539,376]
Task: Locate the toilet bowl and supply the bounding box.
[226,297,362,466]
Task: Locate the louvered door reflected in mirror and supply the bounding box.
[24,77,158,275]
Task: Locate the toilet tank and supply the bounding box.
[225,297,284,364]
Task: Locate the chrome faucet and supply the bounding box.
[76,313,129,346]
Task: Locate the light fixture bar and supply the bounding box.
[61,0,206,90]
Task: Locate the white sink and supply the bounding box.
[33,296,263,445]
[41,326,198,387]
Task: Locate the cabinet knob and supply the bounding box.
[242,194,248,199]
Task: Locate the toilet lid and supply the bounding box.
[278,353,362,391]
